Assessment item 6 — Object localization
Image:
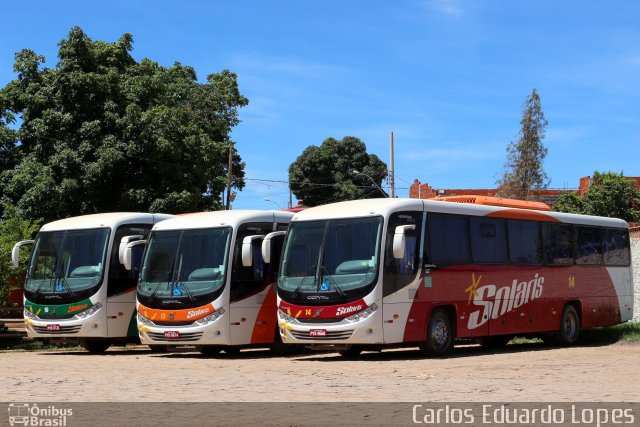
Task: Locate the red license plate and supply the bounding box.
[164,331,180,339]
[46,324,61,331]
[309,329,327,337]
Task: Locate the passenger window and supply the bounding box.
[575,226,602,265]
[602,229,630,266]
[507,220,542,265]
[427,213,470,265]
[470,217,508,264]
[542,223,574,265]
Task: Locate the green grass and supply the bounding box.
[507,322,640,346]
[0,338,82,352]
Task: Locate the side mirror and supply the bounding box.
[242,235,265,267]
[11,240,35,268]
[261,231,286,264]
[123,240,147,271]
[119,235,144,265]
[393,225,416,259]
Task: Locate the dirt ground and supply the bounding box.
[2,341,640,403]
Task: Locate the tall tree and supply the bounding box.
[0,27,248,221]
[496,89,549,200]
[554,171,640,222]
[289,136,388,206]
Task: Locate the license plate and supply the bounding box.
[164,331,180,339]
[46,324,61,332]
[309,329,327,337]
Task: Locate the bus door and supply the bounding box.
[382,212,423,344]
[229,223,275,346]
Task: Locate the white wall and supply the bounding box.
[632,237,640,323]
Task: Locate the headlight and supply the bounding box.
[137,312,151,326]
[74,302,102,319]
[24,309,36,319]
[279,309,292,322]
[346,303,378,321]
[195,307,225,326]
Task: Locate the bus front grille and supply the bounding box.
[146,331,203,342]
[290,330,354,340]
[32,325,82,334]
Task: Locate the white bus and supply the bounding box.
[275,197,634,356]
[12,212,173,352]
[134,210,294,354]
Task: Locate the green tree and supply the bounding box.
[554,171,640,222]
[0,27,248,221]
[289,136,388,206]
[0,203,41,313]
[497,89,549,200]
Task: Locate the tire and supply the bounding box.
[148,345,171,353]
[555,305,580,346]
[198,346,221,356]
[224,347,241,355]
[270,328,303,355]
[479,335,512,348]
[338,346,363,358]
[419,308,454,356]
[79,339,111,353]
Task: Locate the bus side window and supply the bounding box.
[602,228,630,266]
[383,211,422,296]
[507,220,542,265]
[427,213,470,265]
[542,223,573,265]
[575,226,602,265]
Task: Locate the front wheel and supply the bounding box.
[338,346,363,358]
[555,305,580,346]
[419,308,453,356]
[79,339,111,353]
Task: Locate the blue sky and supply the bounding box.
[2,1,639,210]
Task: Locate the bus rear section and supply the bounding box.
[14,213,173,352]
[135,210,294,354]
[276,197,634,357]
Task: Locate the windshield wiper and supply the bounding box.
[289,264,317,300]
[149,255,177,300]
[318,264,346,298]
[56,275,76,297]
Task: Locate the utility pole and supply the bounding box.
[389,131,395,198]
[226,142,233,210]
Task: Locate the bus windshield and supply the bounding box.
[278,217,382,302]
[25,228,110,296]
[138,227,231,300]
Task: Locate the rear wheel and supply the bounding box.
[79,339,111,354]
[555,305,580,346]
[419,308,453,356]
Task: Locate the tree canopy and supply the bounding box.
[288,136,388,206]
[554,171,640,222]
[497,89,549,200]
[0,27,248,222]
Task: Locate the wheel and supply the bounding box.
[270,328,303,355]
[479,335,512,348]
[198,346,221,356]
[419,308,453,356]
[554,305,580,346]
[224,347,241,355]
[338,346,363,358]
[79,339,111,353]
